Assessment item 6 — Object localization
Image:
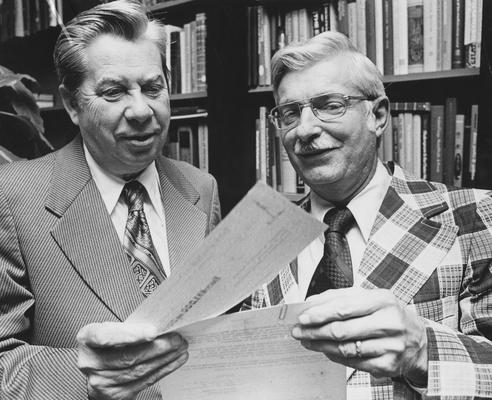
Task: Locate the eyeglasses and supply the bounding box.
[269,92,371,131]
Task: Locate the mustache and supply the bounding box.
[295,139,339,154]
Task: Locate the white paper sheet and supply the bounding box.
[126,182,346,399]
[127,182,325,332]
[161,302,346,400]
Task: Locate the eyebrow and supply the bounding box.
[95,75,164,88]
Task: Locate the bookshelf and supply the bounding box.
[0,0,491,215]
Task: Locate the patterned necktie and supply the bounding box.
[306,206,355,298]
[123,180,166,297]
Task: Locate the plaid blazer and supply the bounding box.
[0,135,221,400]
[243,163,492,400]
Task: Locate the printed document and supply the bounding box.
[126,182,346,399]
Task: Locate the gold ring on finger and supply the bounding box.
[355,340,362,358]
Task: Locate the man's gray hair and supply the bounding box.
[272,31,386,99]
[54,0,168,97]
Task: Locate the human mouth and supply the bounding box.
[296,145,339,157]
[123,133,157,146]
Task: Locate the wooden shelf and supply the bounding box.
[170,112,208,120]
[170,91,207,100]
[150,0,199,12]
[382,68,480,83]
[248,68,481,94]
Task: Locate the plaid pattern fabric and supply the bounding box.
[243,163,492,399]
[307,207,355,296]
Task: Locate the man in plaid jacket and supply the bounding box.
[244,31,492,399]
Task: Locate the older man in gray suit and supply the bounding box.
[0,2,220,399]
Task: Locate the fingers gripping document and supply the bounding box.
[126,182,346,399]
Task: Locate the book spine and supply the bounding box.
[190,20,197,93]
[347,1,358,48]
[430,105,444,182]
[263,9,272,86]
[312,8,321,35]
[14,0,24,37]
[404,112,414,173]
[366,0,377,64]
[391,115,399,163]
[407,0,423,73]
[196,13,207,92]
[396,0,408,75]
[421,112,430,179]
[323,2,331,31]
[383,112,394,161]
[469,104,479,181]
[464,0,478,68]
[382,0,394,75]
[198,123,208,172]
[454,114,465,186]
[452,0,465,68]
[257,7,265,86]
[443,97,457,185]
[412,114,422,178]
[356,0,367,55]
[337,0,349,36]
[442,0,453,70]
[183,24,191,93]
[279,145,297,193]
[423,0,438,72]
[374,0,384,73]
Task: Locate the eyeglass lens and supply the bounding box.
[274,94,347,128]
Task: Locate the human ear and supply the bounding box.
[371,96,389,138]
[59,84,80,126]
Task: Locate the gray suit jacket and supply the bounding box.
[0,135,221,399]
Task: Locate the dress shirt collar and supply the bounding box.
[83,143,162,215]
[310,160,391,242]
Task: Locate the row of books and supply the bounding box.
[163,120,209,172]
[379,100,478,186]
[34,92,54,109]
[0,0,63,42]
[255,106,307,194]
[165,13,207,95]
[248,0,482,87]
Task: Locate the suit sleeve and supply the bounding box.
[421,194,492,399]
[0,186,88,400]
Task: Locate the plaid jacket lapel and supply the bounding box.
[359,164,459,304]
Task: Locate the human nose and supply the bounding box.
[296,104,322,139]
[124,91,153,123]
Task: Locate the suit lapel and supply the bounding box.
[156,157,208,271]
[359,165,458,304]
[46,136,142,321]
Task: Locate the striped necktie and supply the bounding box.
[123,180,166,296]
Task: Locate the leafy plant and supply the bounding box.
[0,65,54,161]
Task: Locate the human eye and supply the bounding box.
[142,83,165,98]
[279,105,299,125]
[314,95,345,114]
[99,86,126,101]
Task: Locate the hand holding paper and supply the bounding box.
[76,322,188,400]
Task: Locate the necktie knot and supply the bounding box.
[324,207,355,234]
[123,180,146,213]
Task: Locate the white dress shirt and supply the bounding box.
[297,161,392,299]
[84,145,171,277]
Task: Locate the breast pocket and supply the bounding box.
[413,296,459,329]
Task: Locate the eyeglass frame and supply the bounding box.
[268,92,374,131]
